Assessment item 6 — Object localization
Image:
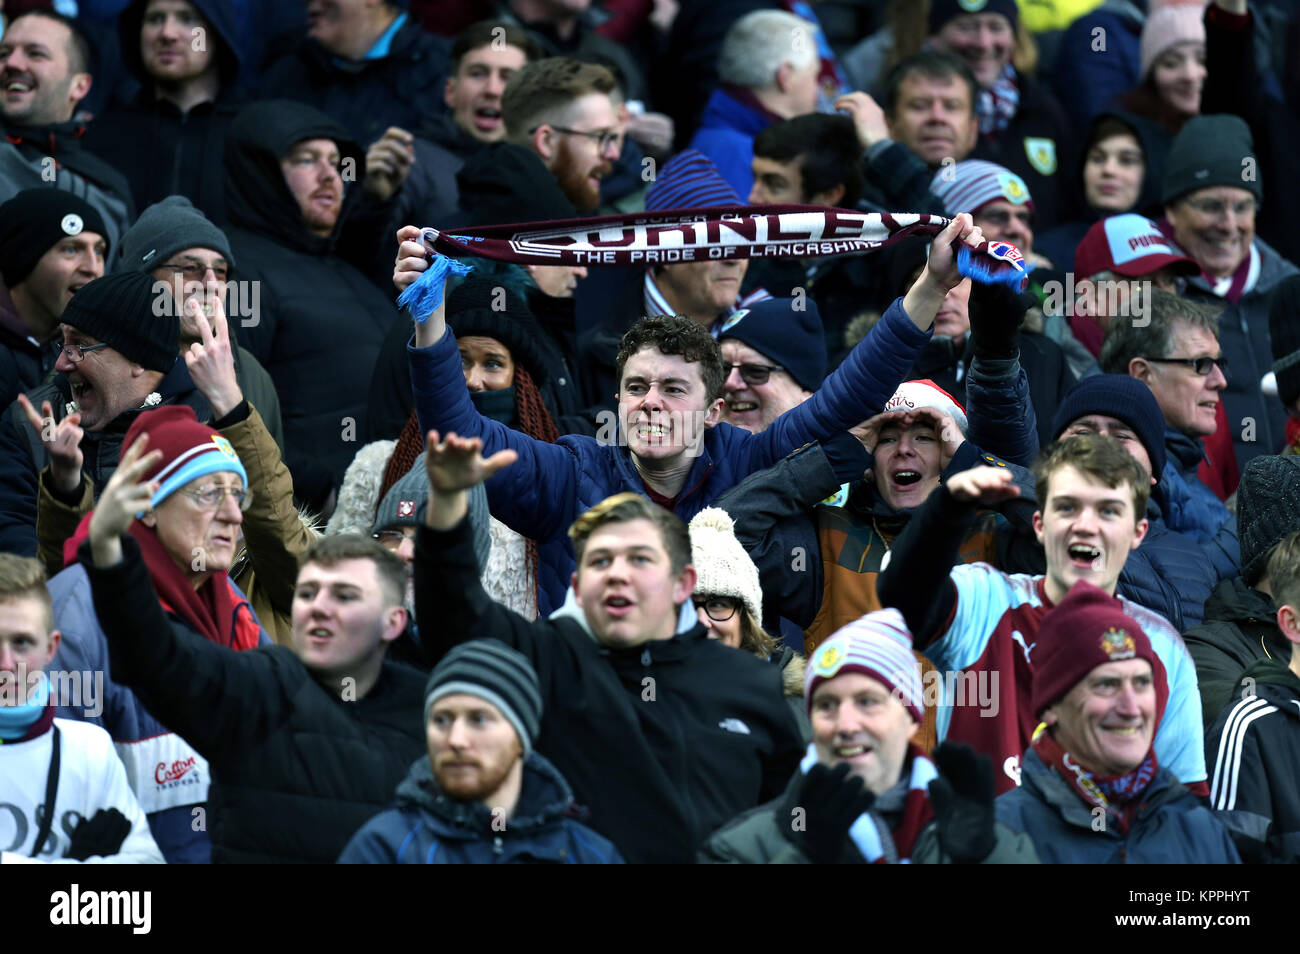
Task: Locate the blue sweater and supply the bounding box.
[687,87,774,200]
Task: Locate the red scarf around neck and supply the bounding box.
[66,512,261,651]
[1031,727,1158,836]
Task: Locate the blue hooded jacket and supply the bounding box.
[338,752,623,864]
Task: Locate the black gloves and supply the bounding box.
[780,763,876,864]
[65,808,131,861]
[928,742,997,863]
[967,281,1031,360]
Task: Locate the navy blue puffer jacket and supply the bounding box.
[996,749,1240,863]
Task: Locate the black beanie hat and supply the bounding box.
[1161,115,1263,206]
[59,272,177,372]
[450,143,578,228]
[0,189,109,287]
[1238,455,1300,586]
[928,0,1018,34]
[716,298,827,392]
[1268,275,1300,410]
[446,274,551,386]
[1051,374,1168,480]
[423,641,543,758]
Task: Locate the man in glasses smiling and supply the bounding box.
[1100,289,1235,546]
[716,298,826,434]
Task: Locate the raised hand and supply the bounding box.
[780,762,877,863]
[835,92,891,150]
[424,430,518,493]
[18,393,84,496]
[945,465,1020,505]
[928,741,997,863]
[183,296,243,418]
[926,212,986,292]
[364,127,416,202]
[394,224,431,296]
[850,408,910,455]
[909,406,966,471]
[88,435,163,562]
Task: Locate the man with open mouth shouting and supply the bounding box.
[878,432,1208,799]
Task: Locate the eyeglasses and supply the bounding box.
[178,486,252,511]
[977,208,1033,228]
[160,261,230,283]
[1142,355,1229,376]
[693,595,740,622]
[533,124,620,152]
[372,528,416,551]
[723,363,785,386]
[1181,197,1256,219]
[60,341,110,363]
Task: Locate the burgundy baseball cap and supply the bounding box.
[1074,214,1200,280]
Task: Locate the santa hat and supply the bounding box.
[123,405,247,509]
[884,379,968,435]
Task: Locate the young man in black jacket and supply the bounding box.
[1208,528,1300,863]
[414,431,805,864]
[83,442,426,863]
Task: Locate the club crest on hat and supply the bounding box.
[1100,627,1136,660]
[997,171,1031,204]
[719,309,749,334]
[1023,138,1058,176]
[61,214,84,236]
[397,500,417,518]
[211,435,238,460]
[812,643,844,676]
[958,0,989,10]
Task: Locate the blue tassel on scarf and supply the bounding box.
[957,245,1028,290]
[396,253,474,324]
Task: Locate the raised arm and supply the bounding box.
[755,215,988,464]
[877,467,1020,645]
[711,433,870,628]
[964,282,1039,467]
[185,298,315,623]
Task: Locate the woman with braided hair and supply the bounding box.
[377,273,560,619]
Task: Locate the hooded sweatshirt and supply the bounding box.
[82,0,244,222]
[222,99,402,508]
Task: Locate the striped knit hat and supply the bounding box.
[805,609,924,721]
[931,159,1033,217]
[424,642,544,758]
[645,150,742,211]
[122,405,247,508]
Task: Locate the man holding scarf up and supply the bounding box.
[397,213,993,616]
[997,581,1239,863]
[700,609,1036,863]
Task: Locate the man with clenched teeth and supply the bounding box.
[879,433,1209,799]
[996,581,1239,863]
[401,214,991,618]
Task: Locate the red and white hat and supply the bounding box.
[884,379,968,435]
[1074,214,1200,281]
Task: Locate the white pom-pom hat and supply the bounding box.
[689,507,764,624]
